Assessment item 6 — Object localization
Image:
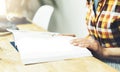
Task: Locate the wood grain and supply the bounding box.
[0,24,118,72]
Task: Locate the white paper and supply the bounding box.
[9,30,93,64]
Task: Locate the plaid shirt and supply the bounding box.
[86,0,120,48]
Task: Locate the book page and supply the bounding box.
[10,30,93,64]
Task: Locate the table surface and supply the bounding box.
[0,24,118,72]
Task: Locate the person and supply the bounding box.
[69,0,120,71]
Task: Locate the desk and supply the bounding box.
[0,24,118,72]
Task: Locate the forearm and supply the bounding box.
[99,48,120,60]
[87,37,120,59]
[71,35,120,60]
[87,36,120,58]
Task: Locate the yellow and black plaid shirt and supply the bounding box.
[86,0,120,48]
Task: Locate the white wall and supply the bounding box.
[48,0,89,37]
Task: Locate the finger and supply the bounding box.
[71,38,82,43]
[71,42,79,46]
[71,40,84,46]
[58,34,76,37]
[78,43,89,48]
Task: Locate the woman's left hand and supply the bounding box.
[71,37,101,53]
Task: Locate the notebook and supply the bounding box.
[8,29,93,64]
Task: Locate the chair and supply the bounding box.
[32,5,54,30]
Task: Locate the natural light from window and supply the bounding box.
[0,0,6,15]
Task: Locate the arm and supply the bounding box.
[71,36,120,60]
[99,48,120,60]
[103,48,120,57]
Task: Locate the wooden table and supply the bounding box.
[0,24,118,72]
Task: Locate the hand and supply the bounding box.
[71,37,102,52]
[71,36,120,59]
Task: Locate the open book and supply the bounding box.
[8,30,93,64]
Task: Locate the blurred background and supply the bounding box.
[0,0,88,37]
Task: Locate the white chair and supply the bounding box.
[32,5,54,30]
